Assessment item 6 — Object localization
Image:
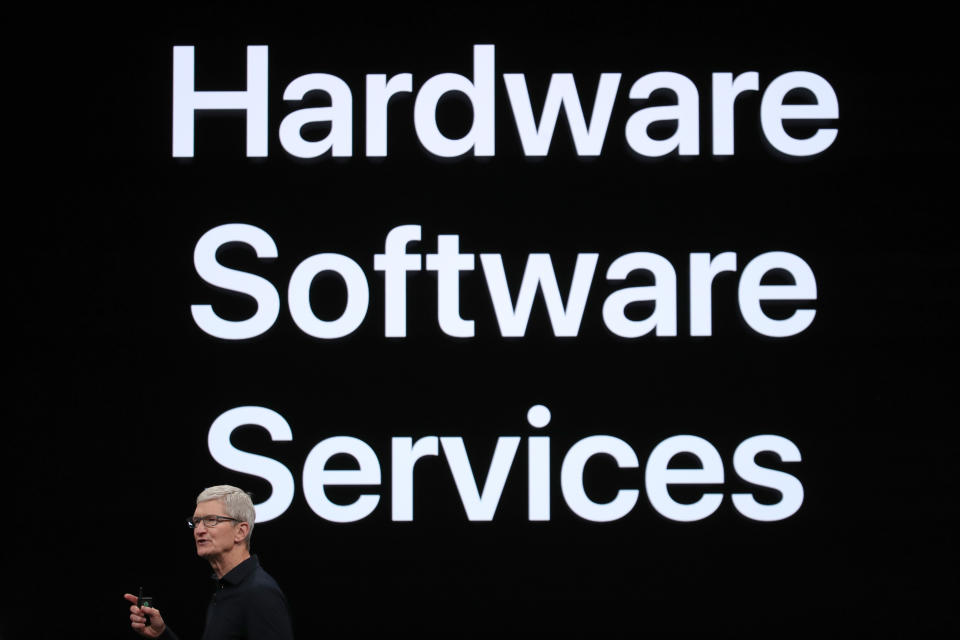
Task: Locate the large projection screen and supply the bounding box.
[9,5,956,637]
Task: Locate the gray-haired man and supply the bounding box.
[124,485,294,639]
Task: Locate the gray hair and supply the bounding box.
[197,485,255,548]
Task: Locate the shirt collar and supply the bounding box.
[214,554,259,586]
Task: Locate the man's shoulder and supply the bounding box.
[247,564,287,596]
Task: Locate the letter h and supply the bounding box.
[172,45,269,157]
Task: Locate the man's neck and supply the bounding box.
[209,548,252,579]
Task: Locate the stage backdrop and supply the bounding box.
[8,5,956,637]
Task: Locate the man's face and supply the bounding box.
[192,499,241,559]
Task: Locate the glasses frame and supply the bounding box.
[187,515,240,529]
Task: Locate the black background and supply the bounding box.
[8,3,956,638]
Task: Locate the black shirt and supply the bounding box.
[162,555,294,640]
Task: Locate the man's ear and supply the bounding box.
[235,521,250,545]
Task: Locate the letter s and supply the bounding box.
[732,434,803,521]
[207,406,295,522]
[191,223,280,340]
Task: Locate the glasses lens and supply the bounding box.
[188,515,234,528]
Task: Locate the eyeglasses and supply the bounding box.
[187,515,239,529]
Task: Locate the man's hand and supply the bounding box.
[123,593,167,638]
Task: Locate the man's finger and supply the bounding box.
[123,593,138,604]
[142,606,159,616]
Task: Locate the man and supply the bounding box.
[124,485,294,639]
